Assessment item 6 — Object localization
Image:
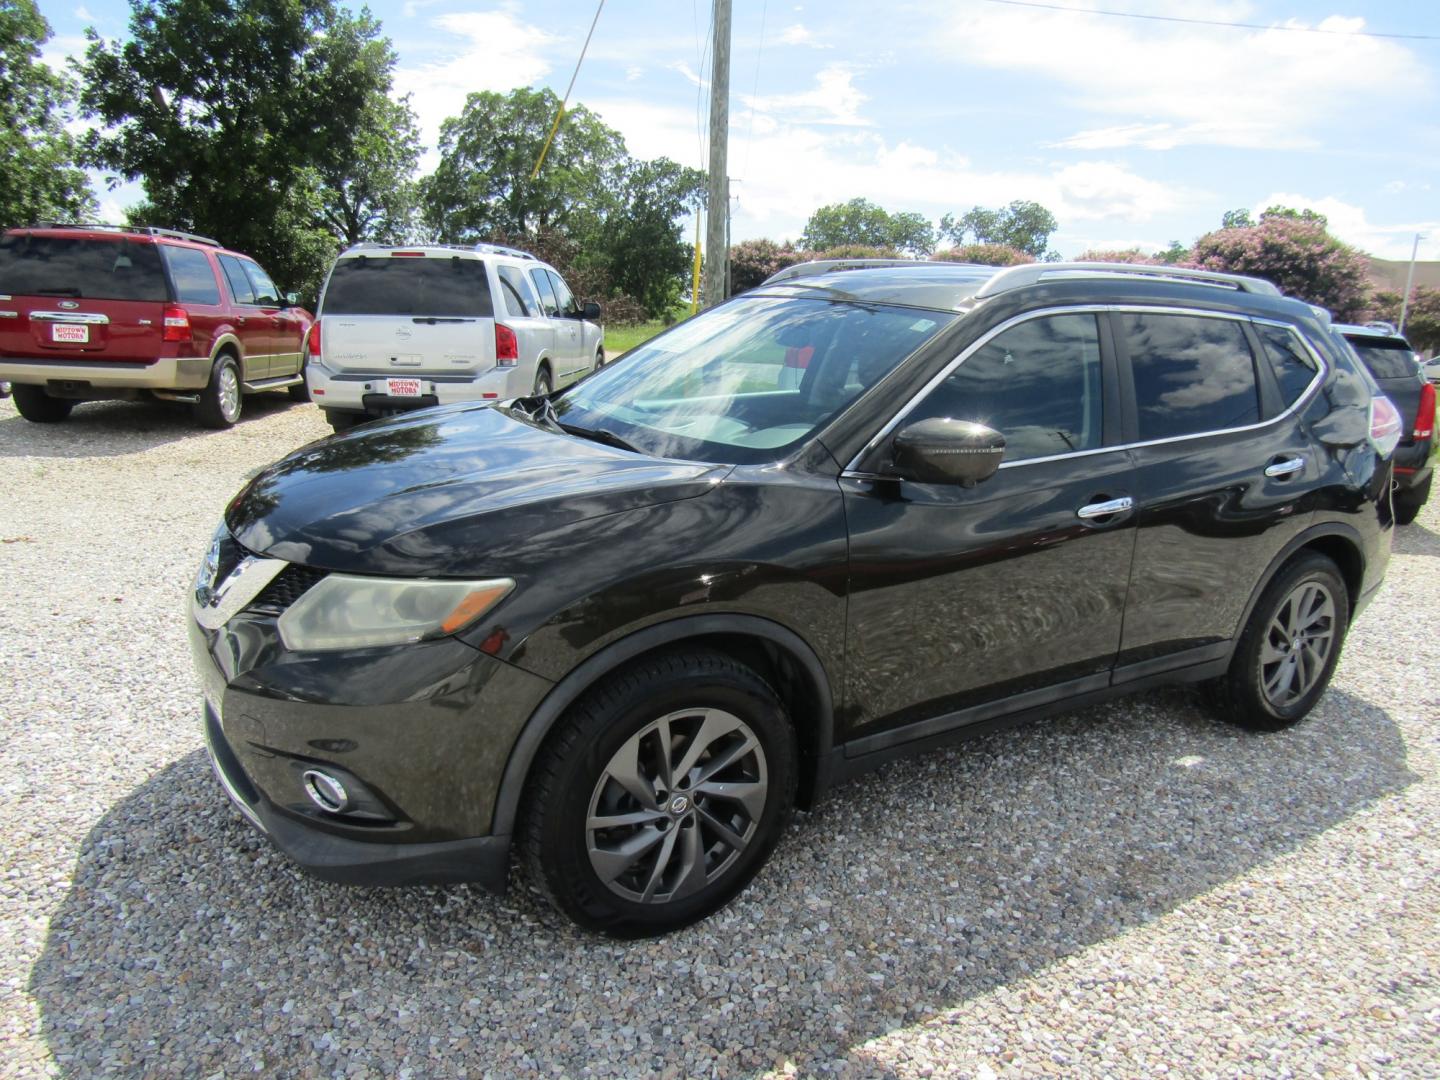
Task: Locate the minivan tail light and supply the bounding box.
[306,320,321,361]
[162,305,192,343]
[1415,382,1435,440]
[495,323,518,366]
[1370,394,1402,458]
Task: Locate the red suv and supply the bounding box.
[0,225,312,428]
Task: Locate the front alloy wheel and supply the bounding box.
[523,649,796,936]
[586,707,768,904]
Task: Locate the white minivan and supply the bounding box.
[303,243,605,431]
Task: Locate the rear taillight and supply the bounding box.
[305,320,321,361]
[495,323,518,367]
[1370,394,1403,458]
[162,305,191,343]
[1415,382,1435,440]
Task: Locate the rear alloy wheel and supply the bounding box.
[1393,473,1431,526]
[194,354,242,429]
[522,649,796,936]
[11,384,74,423]
[1206,553,1349,731]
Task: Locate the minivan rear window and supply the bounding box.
[1345,338,1419,381]
[322,257,493,317]
[0,234,167,302]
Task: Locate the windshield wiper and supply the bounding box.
[560,422,640,454]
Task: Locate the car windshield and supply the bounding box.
[551,296,954,464]
[1345,337,1420,381]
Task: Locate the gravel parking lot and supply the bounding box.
[1,394,1437,1078]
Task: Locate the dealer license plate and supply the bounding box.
[51,324,89,344]
[386,378,423,397]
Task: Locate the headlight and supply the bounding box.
[277,575,514,651]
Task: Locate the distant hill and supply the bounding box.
[1365,256,1440,294]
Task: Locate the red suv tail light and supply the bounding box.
[1415,382,1435,440]
[306,320,321,361]
[495,323,518,367]
[1370,394,1403,458]
[162,305,191,344]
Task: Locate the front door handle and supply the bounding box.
[1077,496,1133,520]
[1264,455,1306,479]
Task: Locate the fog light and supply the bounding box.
[302,769,351,813]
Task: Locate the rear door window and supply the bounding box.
[1120,313,1260,441]
[161,246,221,306]
[0,234,167,302]
[1255,324,1320,407]
[218,254,256,305]
[529,269,560,317]
[321,257,494,317]
[905,312,1104,462]
[1346,338,1419,381]
[497,265,538,317]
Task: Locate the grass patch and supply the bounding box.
[604,321,668,358]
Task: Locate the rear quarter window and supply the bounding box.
[1255,324,1320,407]
[161,246,222,306]
[0,234,167,302]
[322,257,494,317]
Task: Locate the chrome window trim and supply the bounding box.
[842,304,1329,476]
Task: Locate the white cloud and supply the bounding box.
[776,24,829,48]
[928,2,1432,150]
[393,11,555,151]
[740,64,870,126]
[1256,193,1440,261]
[74,6,95,21]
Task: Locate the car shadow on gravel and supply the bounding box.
[30,686,1414,1077]
[0,394,304,459]
[1392,520,1439,558]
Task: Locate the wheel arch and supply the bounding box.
[490,614,837,837]
[1230,522,1367,657]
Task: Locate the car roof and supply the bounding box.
[336,242,542,263]
[1333,322,1412,347]
[753,259,1285,313]
[4,223,228,253]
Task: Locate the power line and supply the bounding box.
[973,0,1440,41]
[741,0,768,188]
[531,0,607,179]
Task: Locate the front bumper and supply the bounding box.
[189,602,554,890]
[306,361,522,414]
[0,355,211,390]
[203,703,512,889]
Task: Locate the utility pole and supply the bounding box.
[701,0,731,309]
[1399,232,1424,336]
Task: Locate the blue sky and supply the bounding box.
[40,0,1440,260]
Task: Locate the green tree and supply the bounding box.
[314,92,422,247]
[77,0,395,296]
[931,243,1035,266]
[800,198,934,255]
[0,0,94,226]
[1221,208,1254,229]
[1191,211,1370,320]
[1372,287,1440,353]
[939,200,1057,259]
[422,87,627,242]
[599,157,704,315]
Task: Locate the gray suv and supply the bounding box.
[304,243,605,432]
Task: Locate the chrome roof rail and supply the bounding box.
[30,222,222,248]
[973,262,1281,298]
[761,258,932,285]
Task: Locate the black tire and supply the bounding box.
[324,409,362,433]
[1393,473,1431,526]
[594,348,605,372]
[533,365,553,397]
[521,649,797,937]
[1205,553,1349,731]
[286,381,310,403]
[193,354,242,429]
[11,384,74,423]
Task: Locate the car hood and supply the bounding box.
[227,403,729,576]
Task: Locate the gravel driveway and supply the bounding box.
[1,395,1437,1078]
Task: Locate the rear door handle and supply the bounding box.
[1264,456,1306,479]
[1077,496,1133,520]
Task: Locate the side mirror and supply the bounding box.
[892,418,1005,486]
[284,291,300,306]
[582,300,602,321]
